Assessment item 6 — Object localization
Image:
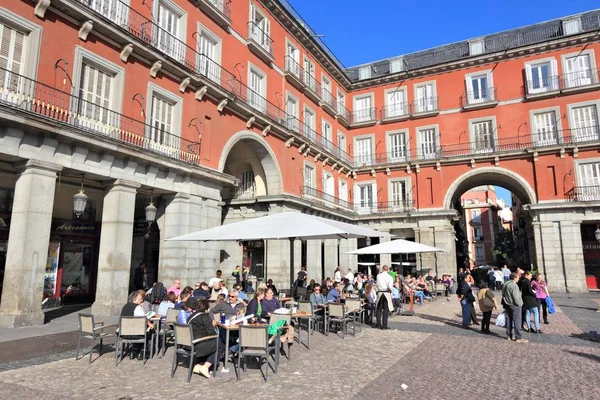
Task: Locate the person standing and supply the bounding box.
[502,273,527,342]
[522,271,540,333]
[477,281,497,333]
[232,265,241,285]
[334,266,342,283]
[532,274,550,325]
[456,274,473,329]
[375,265,394,330]
[502,265,511,283]
[494,268,504,291]
[133,262,148,290]
[167,279,182,298]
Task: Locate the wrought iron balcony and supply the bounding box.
[411,96,439,116]
[0,67,200,164]
[561,68,600,91]
[381,103,410,122]
[303,72,321,103]
[247,21,274,63]
[460,87,498,109]
[350,107,377,126]
[223,185,256,200]
[368,152,411,166]
[321,87,337,116]
[336,103,352,127]
[355,200,415,215]
[301,186,351,210]
[526,69,600,97]
[284,56,305,89]
[565,185,600,202]
[524,75,561,97]
[195,0,232,28]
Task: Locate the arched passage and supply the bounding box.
[443,167,537,209]
[218,131,283,196]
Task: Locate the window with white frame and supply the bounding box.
[414,82,436,112]
[470,119,495,153]
[532,110,559,145]
[337,131,346,154]
[248,65,266,112]
[562,18,581,35]
[417,127,438,159]
[304,163,315,189]
[303,58,316,91]
[354,183,375,214]
[249,3,271,50]
[303,107,316,140]
[285,93,299,132]
[563,53,594,88]
[355,137,373,166]
[286,41,300,76]
[475,245,485,261]
[466,71,494,104]
[353,95,373,122]
[150,94,175,147]
[387,130,408,162]
[338,179,348,202]
[577,161,600,200]
[337,90,346,114]
[390,58,405,73]
[239,170,255,198]
[322,172,334,198]
[471,209,481,224]
[385,89,407,117]
[322,119,333,150]
[358,66,371,80]
[473,226,483,241]
[78,63,114,124]
[469,39,485,55]
[525,59,558,93]
[88,0,122,20]
[570,103,600,142]
[156,0,185,59]
[322,75,332,99]
[0,22,25,92]
[196,24,221,82]
[390,180,408,210]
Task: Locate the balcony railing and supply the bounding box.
[284,56,304,82]
[337,103,351,123]
[75,0,353,166]
[301,186,351,209]
[352,126,600,168]
[461,87,497,107]
[355,200,415,215]
[223,185,256,200]
[412,97,439,114]
[525,75,561,95]
[565,185,600,202]
[303,72,321,99]
[0,67,200,164]
[247,21,274,57]
[381,103,410,120]
[321,87,337,111]
[203,0,232,20]
[561,68,600,90]
[351,107,377,125]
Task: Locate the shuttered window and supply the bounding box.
[79,63,113,123]
[0,23,25,91]
[150,95,174,145]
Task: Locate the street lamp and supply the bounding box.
[145,190,157,225]
[73,174,88,218]
[595,225,600,243]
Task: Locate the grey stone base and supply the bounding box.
[91,303,123,317]
[0,310,44,328]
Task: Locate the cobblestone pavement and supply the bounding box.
[1,294,599,400]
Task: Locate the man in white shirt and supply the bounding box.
[208,270,223,290]
[375,265,394,330]
[334,266,342,283]
[502,265,511,282]
[344,268,354,282]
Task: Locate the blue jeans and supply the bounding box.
[460,298,471,328]
[414,291,425,305]
[525,306,540,331]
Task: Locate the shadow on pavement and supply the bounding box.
[43,304,91,324]
[563,349,600,363]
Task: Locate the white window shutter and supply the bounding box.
[550,59,558,89]
[249,3,256,21]
[372,183,378,209]
[265,18,270,36]
[353,183,360,208]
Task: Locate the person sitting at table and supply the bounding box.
[121,290,154,360]
[193,282,211,299]
[364,283,377,325]
[246,288,265,322]
[245,281,255,295]
[309,284,327,309]
[209,290,245,320]
[342,278,355,294]
[177,297,194,324]
[157,291,176,317]
[260,288,281,319]
[321,278,333,296]
[174,287,193,309]
[234,283,249,305]
[266,279,279,296]
[391,282,401,314]
[218,280,228,297]
[326,282,342,303]
[306,279,316,293]
[187,298,219,379]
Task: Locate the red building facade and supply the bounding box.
[1,0,600,326]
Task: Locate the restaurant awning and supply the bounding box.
[348,239,444,255]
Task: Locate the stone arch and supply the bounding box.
[218,131,283,195]
[443,167,537,209]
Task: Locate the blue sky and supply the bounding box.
[287,0,599,67]
[287,0,598,206]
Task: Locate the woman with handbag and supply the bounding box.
[532,274,550,325]
[477,281,498,333]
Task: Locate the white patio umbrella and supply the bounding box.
[167,212,388,286]
[348,239,445,255]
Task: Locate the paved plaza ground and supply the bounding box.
[0,293,599,400]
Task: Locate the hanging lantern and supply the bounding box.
[73,174,88,218]
[595,227,600,243]
[145,190,157,224]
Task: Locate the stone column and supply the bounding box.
[157,193,191,286]
[432,226,457,278]
[558,221,586,293]
[306,239,321,282]
[339,239,350,269]
[347,238,358,272]
[0,160,62,328]
[265,239,291,290]
[324,239,337,277]
[92,180,140,316]
[379,230,392,267]
[199,198,221,283]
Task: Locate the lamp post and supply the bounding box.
[595,226,600,243]
[73,174,88,218]
[144,190,157,239]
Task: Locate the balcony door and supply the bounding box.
[354,96,372,122]
[78,63,113,126]
[156,2,181,59]
[564,54,592,88]
[571,105,599,142]
[0,23,25,97]
[386,90,406,117]
[533,111,558,146]
[577,162,600,201]
[390,180,408,210]
[197,30,220,82]
[248,68,266,113]
[355,137,372,166]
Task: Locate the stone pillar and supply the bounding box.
[339,239,350,269]
[379,230,392,267]
[199,198,221,283]
[266,239,291,290]
[92,180,140,316]
[324,239,337,277]
[432,226,457,278]
[306,239,321,282]
[0,160,62,328]
[158,193,191,286]
[347,238,358,272]
[558,221,586,293]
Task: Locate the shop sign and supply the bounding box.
[133,218,150,237]
[583,243,600,252]
[52,220,98,235]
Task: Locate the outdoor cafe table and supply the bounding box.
[216,322,268,370]
[149,317,163,359]
[291,312,312,348]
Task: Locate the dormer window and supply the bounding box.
[390,58,405,73]
[562,17,581,35]
[358,66,371,80]
[469,39,485,56]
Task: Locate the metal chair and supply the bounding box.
[171,323,219,383]
[76,313,117,363]
[115,316,148,366]
[236,325,271,381]
[328,303,355,338]
[159,308,180,356]
[344,299,363,332]
[270,312,292,360]
[434,283,446,298]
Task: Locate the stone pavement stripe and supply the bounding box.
[0,350,78,373]
[0,382,64,400]
[0,330,81,364]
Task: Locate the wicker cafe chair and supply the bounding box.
[158,308,180,356]
[328,303,355,338]
[171,323,219,383]
[270,312,292,361]
[297,300,315,335]
[76,313,117,363]
[434,283,446,297]
[344,298,363,333]
[236,325,272,381]
[115,316,149,366]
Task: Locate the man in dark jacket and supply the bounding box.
[193,282,211,299]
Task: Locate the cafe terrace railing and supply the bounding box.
[565,185,600,202]
[0,67,200,164]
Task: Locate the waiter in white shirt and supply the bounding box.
[375,265,394,330]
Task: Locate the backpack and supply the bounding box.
[147,282,166,305]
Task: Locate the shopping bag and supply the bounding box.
[495,312,506,327]
[546,296,556,314]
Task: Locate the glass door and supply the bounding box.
[61,242,95,304]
